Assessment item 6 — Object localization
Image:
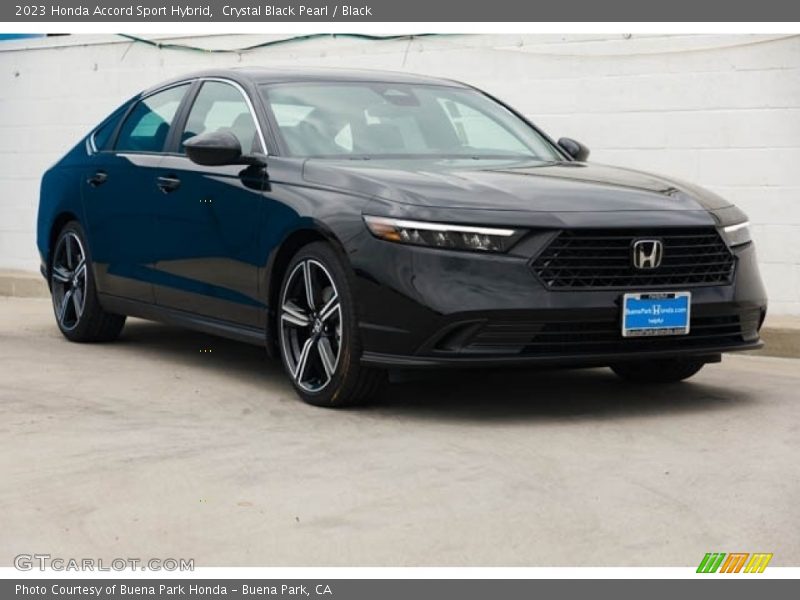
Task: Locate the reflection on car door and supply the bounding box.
[82,83,190,303]
[152,80,268,328]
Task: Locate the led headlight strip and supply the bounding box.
[721,221,752,248]
[363,215,522,253]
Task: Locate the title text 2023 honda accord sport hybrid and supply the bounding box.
[38,67,767,406]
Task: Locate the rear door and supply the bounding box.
[82,83,191,303]
[152,79,269,327]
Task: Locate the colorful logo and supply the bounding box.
[697,552,773,573]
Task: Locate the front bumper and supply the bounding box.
[350,233,768,368]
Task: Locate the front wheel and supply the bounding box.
[610,358,706,384]
[277,242,385,407]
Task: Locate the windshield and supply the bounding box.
[259,82,563,160]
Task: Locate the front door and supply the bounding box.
[151,80,268,328]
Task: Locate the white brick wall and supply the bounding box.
[1,33,798,312]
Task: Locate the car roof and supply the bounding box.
[142,67,469,95]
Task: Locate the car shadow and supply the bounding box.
[116,319,755,423]
[373,366,754,424]
[116,319,285,382]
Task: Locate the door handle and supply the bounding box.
[87,171,108,187]
[157,175,181,193]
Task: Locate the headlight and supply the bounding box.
[721,221,752,248]
[363,215,523,253]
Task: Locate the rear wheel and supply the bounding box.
[50,221,125,342]
[278,242,385,407]
[610,358,706,384]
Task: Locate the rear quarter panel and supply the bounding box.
[37,140,90,275]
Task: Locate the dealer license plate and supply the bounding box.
[622,292,691,338]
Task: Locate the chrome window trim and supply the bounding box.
[96,77,268,157]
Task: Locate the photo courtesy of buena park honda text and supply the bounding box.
[0,0,799,598]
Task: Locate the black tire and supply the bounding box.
[610,358,706,384]
[277,241,385,407]
[49,221,126,343]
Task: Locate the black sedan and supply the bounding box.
[37,67,767,406]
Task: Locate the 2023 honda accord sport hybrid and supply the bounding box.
[38,67,767,406]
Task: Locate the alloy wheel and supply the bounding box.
[279,259,342,392]
[51,231,88,331]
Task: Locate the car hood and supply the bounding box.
[302,158,731,213]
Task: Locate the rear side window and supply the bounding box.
[115,84,189,153]
[91,114,120,152]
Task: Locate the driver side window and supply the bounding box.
[181,81,262,155]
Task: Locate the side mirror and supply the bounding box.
[184,131,264,167]
[557,137,590,162]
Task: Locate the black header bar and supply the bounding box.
[4,0,800,22]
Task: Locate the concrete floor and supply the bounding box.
[1,297,798,567]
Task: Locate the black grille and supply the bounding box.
[461,314,748,356]
[531,228,735,289]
